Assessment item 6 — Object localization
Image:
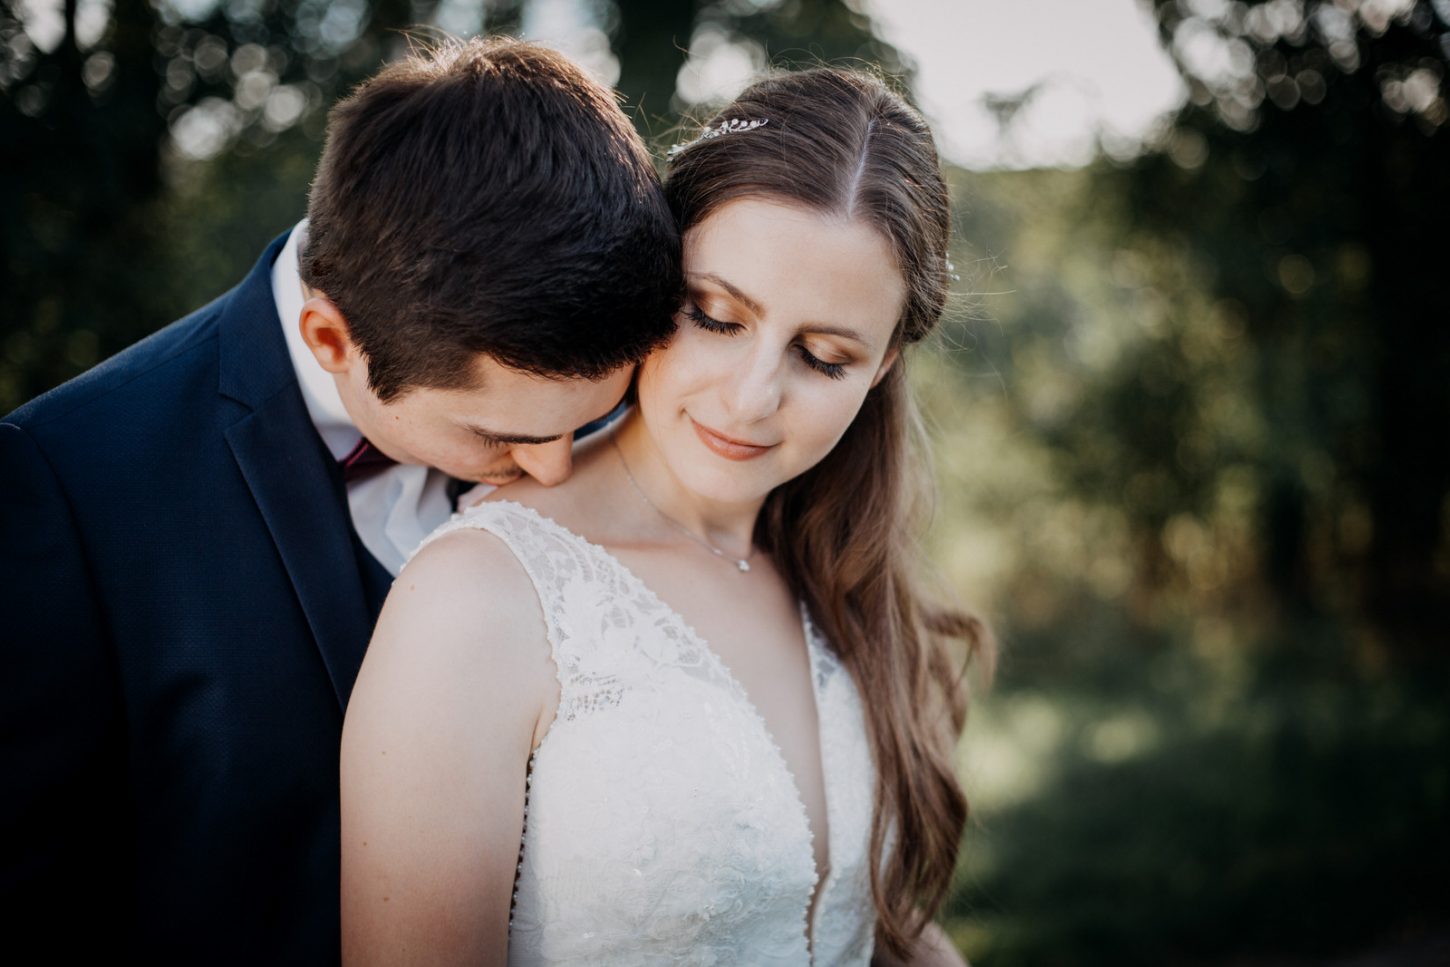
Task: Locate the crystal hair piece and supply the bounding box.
[668,118,770,158]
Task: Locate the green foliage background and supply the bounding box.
[4,0,1448,962]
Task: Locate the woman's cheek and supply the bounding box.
[810,383,872,455]
[665,334,722,395]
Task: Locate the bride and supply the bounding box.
[340,67,992,966]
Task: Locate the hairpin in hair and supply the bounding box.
[945,257,960,283]
[668,118,770,158]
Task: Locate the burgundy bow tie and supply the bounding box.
[340,438,397,483]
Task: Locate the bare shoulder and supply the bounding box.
[383,524,543,650]
[350,523,555,748]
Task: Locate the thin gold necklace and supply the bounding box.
[611,435,755,573]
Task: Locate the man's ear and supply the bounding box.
[870,347,900,389]
[298,294,359,375]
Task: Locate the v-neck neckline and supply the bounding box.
[487,498,838,958]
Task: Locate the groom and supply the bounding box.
[0,38,679,961]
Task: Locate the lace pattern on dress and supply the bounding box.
[411,500,880,965]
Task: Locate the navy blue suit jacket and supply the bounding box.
[0,232,392,962]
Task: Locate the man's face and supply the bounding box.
[299,292,632,486]
[336,355,631,486]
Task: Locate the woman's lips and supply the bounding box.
[690,418,773,461]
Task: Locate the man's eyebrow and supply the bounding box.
[465,425,565,446]
[689,272,871,345]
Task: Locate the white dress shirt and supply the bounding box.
[271,221,463,575]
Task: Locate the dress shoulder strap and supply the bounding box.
[408,499,667,722]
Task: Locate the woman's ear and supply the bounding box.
[298,293,360,375]
[870,347,900,389]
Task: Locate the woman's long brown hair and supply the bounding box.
[666,68,996,958]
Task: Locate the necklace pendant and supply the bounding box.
[736,559,751,573]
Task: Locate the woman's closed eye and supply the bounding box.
[686,304,848,380]
[685,303,742,335]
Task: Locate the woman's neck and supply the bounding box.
[609,410,762,560]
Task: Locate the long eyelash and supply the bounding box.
[688,303,847,379]
[686,304,741,335]
[797,348,847,380]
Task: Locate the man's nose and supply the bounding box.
[511,436,574,487]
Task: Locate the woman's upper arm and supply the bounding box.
[340,529,554,966]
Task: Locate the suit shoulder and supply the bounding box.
[4,293,230,434]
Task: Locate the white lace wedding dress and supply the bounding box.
[413,500,881,965]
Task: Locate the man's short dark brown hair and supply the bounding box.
[301,37,681,401]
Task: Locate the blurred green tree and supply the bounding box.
[1,0,419,409]
[613,0,909,126]
[1042,0,1450,654]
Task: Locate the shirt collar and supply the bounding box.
[272,219,360,461]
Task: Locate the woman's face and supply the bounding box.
[636,196,906,506]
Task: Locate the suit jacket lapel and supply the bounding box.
[218,231,374,708]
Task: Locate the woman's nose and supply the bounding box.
[511,436,574,487]
[721,345,783,424]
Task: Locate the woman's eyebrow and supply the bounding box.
[802,324,869,345]
[689,271,870,345]
[689,272,764,316]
